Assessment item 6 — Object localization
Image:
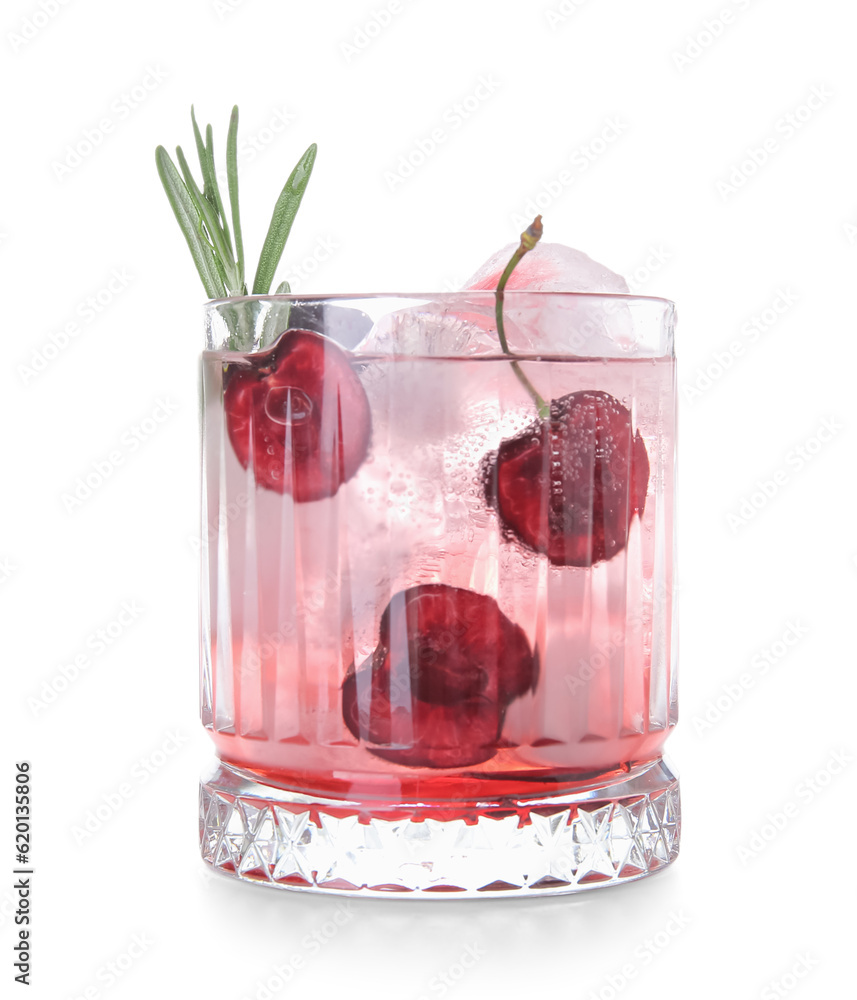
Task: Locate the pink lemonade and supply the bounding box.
[201,346,675,809]
[199,291,678,894]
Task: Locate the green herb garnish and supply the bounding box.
[155,105,316,301]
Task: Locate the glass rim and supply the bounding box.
[205,290,676,309]
[204,291,675,358]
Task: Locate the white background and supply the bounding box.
[3,0,856,997]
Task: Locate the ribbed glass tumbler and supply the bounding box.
[198,292,678,896]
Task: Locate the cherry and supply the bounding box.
[223,329,371,501]
[377,584,535,706]
[342,585,536,769]
[342,651,504,769]
[484,390,649,567]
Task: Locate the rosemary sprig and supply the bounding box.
[155,105,316,304]
[175,144,235,290]
[155,147,224,299]
[226,107,245,291]
[495,215,549,418]
[252,143,317,294]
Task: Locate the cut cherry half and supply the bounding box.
[484,390,649,567]
[223,329,371,501]
[342,584,537,769]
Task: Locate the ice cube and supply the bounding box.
[353,242,640,360]
[463,241,630,295]
[353,298,501,356]
[289,301,374,349]
[463,242,637,356]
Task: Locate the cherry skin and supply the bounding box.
[342,585,536,769]
[484,390,649,567]
[342,650,504,769]
[376,584,536,706]
[223,329,371,501]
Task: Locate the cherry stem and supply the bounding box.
[494,215,549,418]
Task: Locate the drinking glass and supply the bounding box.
[199,291,678,896]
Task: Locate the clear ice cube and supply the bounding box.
[353,299,501,357]
[463,241,637,356]
[352,243,642,360]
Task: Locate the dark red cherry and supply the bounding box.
[484,390,649,567]
[341,584,536,769]
[377,584,536,706]
[224,329,371,501]
[341,649,504,769]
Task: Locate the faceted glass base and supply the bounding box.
[200,758,680,897]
